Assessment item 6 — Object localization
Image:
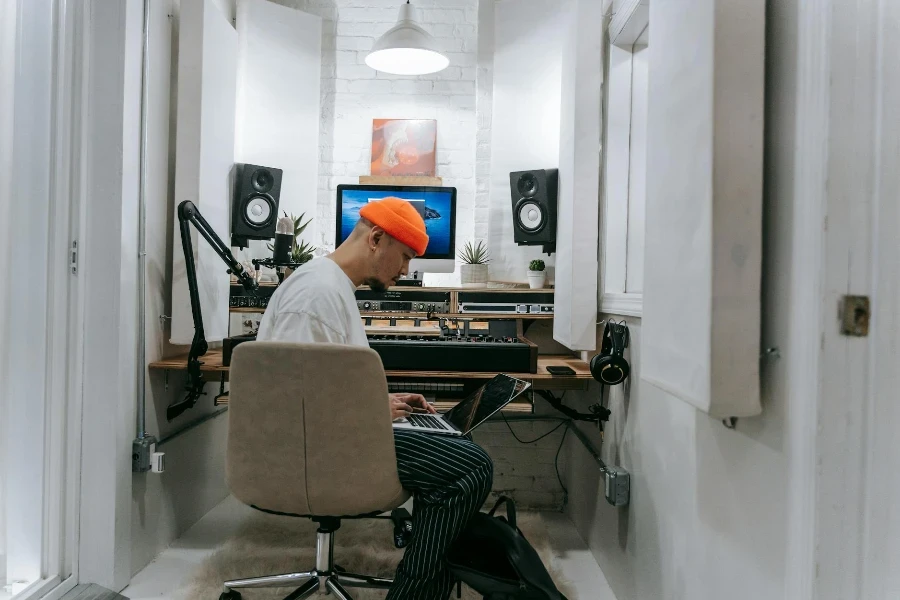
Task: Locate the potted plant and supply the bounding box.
[458,240,490,288]
[527,259,546,289]
[267,211,317,278]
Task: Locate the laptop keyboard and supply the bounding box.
[407,414,452,430]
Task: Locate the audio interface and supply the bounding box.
[457,291,554,315]
[355,289,451,314]
[229,283,275,309]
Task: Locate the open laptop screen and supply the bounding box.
[443,374,531,434]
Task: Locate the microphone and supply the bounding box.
[272,216,293,265]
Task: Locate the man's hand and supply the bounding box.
[390,392,436,420]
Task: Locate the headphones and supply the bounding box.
[590,320,630,386]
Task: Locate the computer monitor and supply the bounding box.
[335,184,457,274]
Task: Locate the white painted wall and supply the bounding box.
[131,0,238,576]
[564,316,788,600]
[78,0,143,590]
[487,0,566,282]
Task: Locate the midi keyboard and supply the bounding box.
[367,335,538,374]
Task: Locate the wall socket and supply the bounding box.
[603,465,630,506]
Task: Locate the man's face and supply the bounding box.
[364,229,415,292]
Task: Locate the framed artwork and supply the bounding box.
[370,118,437,176]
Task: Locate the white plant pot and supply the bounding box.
[461,263,489,288]
[527,270,546,289]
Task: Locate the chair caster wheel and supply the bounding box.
[219,591,241,600]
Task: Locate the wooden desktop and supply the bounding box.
[148,285,593,411]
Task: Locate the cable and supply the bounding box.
[500,414,571,507]
[500,412,568,444]
[554,425,569,506]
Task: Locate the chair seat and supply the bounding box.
[251,489,410,521]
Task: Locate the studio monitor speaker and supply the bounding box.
[510,168,558,253]
[231,163,283,248]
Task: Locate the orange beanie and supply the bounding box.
[358,197,429,256]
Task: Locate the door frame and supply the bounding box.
[859,0,900,596]
[787,0,900,598]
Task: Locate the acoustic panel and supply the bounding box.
[170,0,237,345]
[552,0,604,351]
[641,0,763,417]
[235,0,321,233]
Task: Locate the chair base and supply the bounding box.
[220,519,393,600]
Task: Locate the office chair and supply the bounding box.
[220,341,410,600]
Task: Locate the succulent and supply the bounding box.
[529,259,545,271]
[458,240,490,264]
[267,211,316,264]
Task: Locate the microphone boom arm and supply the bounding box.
[168,200,258,421]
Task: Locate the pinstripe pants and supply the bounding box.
[387,429,494,600]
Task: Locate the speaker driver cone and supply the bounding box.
[516,172,539,198]
[245,195,274,228]
[515,198,545,232]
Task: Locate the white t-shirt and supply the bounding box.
[256,256,369,347]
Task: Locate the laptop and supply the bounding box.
[392,374,531,436]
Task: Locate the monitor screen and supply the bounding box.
[335,185,456,258]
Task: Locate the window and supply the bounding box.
[599,6,648,317]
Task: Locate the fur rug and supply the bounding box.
[174,510,575,599]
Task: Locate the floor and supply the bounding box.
[60,584,128,600]
[123,496,615,600]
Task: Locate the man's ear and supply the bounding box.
[370,226,386,246]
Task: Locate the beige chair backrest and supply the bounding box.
[226,341,406,517]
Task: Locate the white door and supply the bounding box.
[0,0,82,598]
[860,1,900,593]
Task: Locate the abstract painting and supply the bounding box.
[370,118,437,177]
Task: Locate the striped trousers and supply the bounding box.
[386,429,494,600]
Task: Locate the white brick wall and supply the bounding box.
[272,0,485,286]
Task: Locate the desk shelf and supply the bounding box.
[209,394,534,414]
[230,308,555,320]
[148,351,592,391]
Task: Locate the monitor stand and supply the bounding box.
[396,270,424,287]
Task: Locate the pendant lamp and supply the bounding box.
[365,1,449,75]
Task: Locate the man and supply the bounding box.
[256,197,494,600]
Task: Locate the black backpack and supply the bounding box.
[446,496,567,600]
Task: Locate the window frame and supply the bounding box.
[598,1,649,317]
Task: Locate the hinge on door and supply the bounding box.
[840,295,869,336]
[70,240,78,274]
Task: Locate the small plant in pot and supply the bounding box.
[527,259,546,289]
[458,240,490,288]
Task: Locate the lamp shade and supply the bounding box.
[365,3,449,75]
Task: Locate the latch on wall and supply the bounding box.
[840,295,870,336]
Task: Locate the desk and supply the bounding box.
[148,350,592,391]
